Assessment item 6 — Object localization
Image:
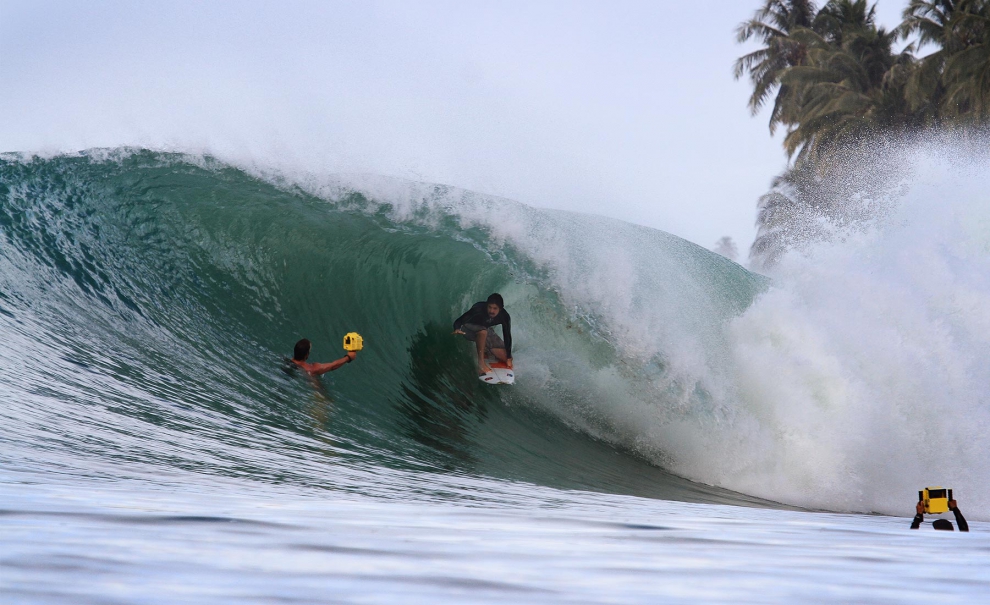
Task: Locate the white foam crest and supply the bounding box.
[705,142,990,517]
[260,168,743,371]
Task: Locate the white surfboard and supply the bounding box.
[479,361,515,385]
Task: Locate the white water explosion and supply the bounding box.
[717,143,990,515]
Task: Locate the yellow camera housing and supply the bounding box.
[343,332,364,352]
[920,487,951,514]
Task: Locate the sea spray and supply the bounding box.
[717,142,990,514]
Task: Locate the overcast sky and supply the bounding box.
[0,1,908,254]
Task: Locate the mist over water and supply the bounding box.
[0,0,792,251]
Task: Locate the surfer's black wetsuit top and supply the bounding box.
[453,302,512,357]
[911,507,969,531]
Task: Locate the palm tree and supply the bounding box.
[899,0,986,52]
[734,0,820,133]
[750,164,823,267]
[814,0,879,44]
[939,6,990,121]
[739,0,990,266]
[898,0,990,123]
[774,1,913,162]
[750,137,909,268]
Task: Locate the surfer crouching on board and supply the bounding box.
[291,338,356,376]
[453,293,512,375]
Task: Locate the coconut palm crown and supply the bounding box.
[736,0,990,267]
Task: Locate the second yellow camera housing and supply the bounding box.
[921,487,950,514]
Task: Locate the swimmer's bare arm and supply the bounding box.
[308,351,357,376]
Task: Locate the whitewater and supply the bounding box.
[2,147,988,603]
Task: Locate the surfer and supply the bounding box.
[290,338,357,376]
[453,293,512,375]
[910,499,969,531]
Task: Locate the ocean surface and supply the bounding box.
[2,149,988,603]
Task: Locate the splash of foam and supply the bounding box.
[710,140,990,516]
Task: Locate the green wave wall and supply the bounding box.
[0,150,772,507]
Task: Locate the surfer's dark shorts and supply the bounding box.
[460,324,505,356]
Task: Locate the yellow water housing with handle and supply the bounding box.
[920,486,950,514]
[343,332,364,352]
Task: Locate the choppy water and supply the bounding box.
[2,149,988,603]
[5,473,988,604]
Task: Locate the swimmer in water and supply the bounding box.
[290,338,356,376]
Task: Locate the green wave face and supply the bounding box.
[0,150,771,506]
